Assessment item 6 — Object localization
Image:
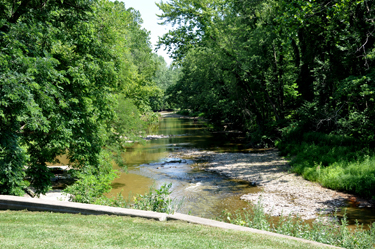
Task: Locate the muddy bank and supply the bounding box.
[171,148,373,220]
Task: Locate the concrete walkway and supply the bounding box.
[0,195,341,248]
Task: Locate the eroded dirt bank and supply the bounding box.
[171,148,373,220]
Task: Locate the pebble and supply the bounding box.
[171,148,350,220]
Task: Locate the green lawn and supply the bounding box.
[0,210,329,249]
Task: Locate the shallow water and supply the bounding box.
[105,116,375,226]
[107,117,260,218]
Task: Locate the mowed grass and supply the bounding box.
[0,210,329,249]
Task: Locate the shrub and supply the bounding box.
[63,152,118,204]
[133,183,180,214]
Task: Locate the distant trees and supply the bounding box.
[0,0,161,195]
[150,55,182,111]
[157,0,375,145]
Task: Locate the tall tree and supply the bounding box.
[0,0,161,195]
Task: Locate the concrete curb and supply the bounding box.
[0,195,166,221]
[0,195,341,248]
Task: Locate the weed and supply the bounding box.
[133,183,180,214]
[221,201,375,249]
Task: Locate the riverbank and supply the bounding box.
[41,112,374,222]
[170,148,374,220]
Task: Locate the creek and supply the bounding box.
[108,114,259,218]
[105,113,375,228]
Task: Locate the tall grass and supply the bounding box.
[221,200,375,249]
[277,131,375,198]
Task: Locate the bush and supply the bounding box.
[177,109,191,116]
[65,170,179,214]
[63,152,118,204]
[133,183,180,214]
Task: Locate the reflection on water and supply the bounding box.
[108,117,259,218]
[108,116,375,225]
[106,173,153,199]
[338,206,375,229]
[47,116,375,227]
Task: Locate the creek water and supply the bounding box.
[107,115,259,218]
[107,114,375,227]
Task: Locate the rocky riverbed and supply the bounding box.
[170,148,373,220]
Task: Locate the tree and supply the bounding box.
[156,0,375,144]
[150,55,182,111]
[0,0,161,195]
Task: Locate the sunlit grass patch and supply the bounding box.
[278,131,375,198]
[0,210,326,249]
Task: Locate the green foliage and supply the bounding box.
[157,0,375,146]
[176,109,191,116]
[156,0,375,198]
[63,152,118,204]
[0,136,28,195]
[133,183,178,214]
[278,131,375,198]
[176,109,204,118]
[335,71,375,141]
[224,199,272,232]
[65,177,179,214]
[1,0,115,195]
[0,0,161,195]
[93,192,131,208]
[109,96,147,153]
[150,55,182,111]
[222,201,375,248]
[153,55,182,92]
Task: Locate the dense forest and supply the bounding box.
[156,0,375,197]
[0,0,176,196]
[158,0,374,142]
